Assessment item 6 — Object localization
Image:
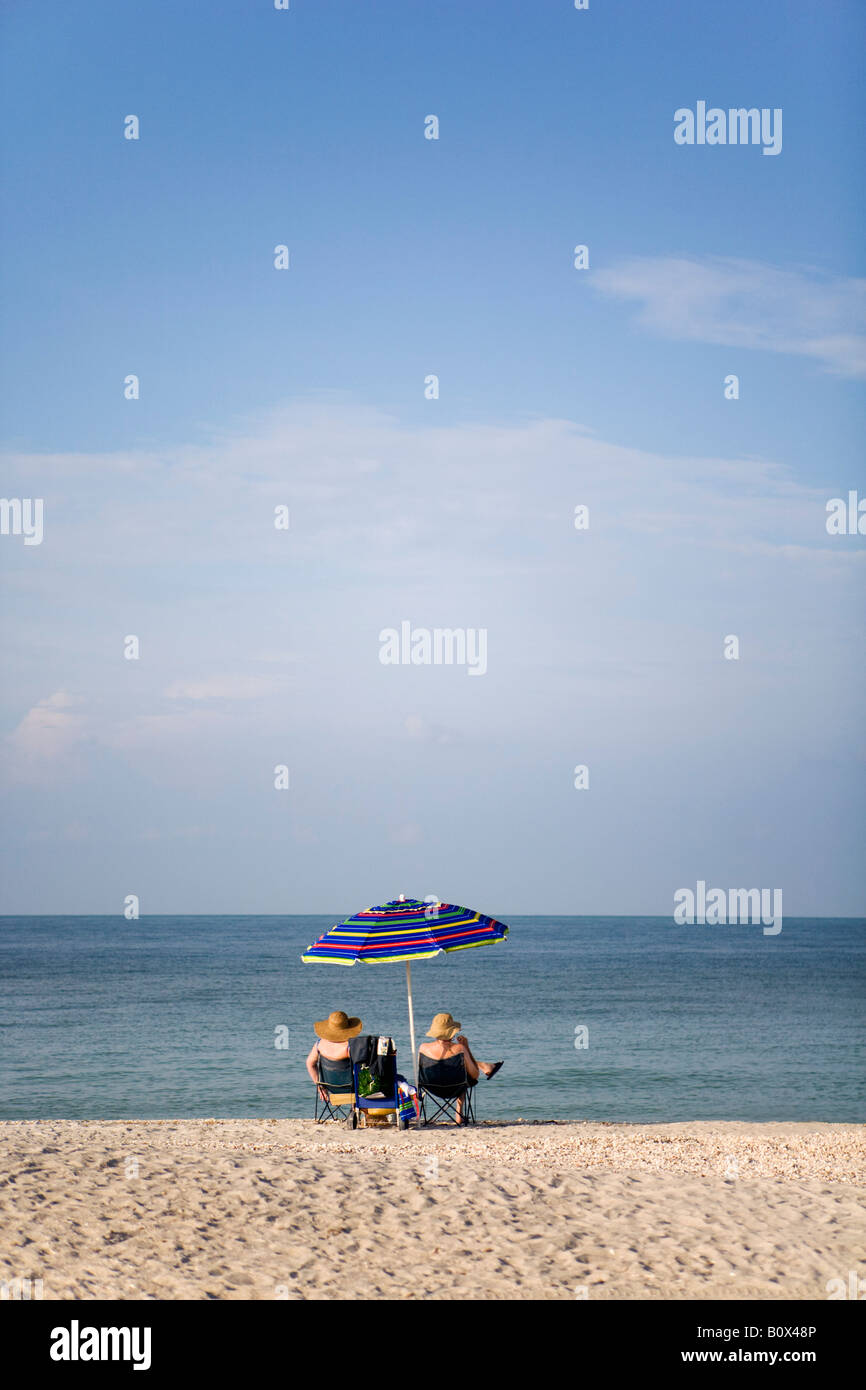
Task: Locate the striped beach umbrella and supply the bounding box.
[302,896,509,1092]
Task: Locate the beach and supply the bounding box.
[1,1118,862,1301]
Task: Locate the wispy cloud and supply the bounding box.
[593,256,866,378]
[2,692,89,782]
[0,401,841,573]
[0,403,860,797]
[404,714,460,746]
[164,675,292,701]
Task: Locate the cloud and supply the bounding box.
[6,690,84,755]
[1,693,237,785]
[0,400,860,793]
[593,256,866,378]
[404,715,459,745]
[164,675,292,701]
[390,822,423,845]
[2,691,89,782]
[0,401,843,578]
[101,709,232,757]
[1,398,862,916]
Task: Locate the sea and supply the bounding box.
[0,915,863,1123]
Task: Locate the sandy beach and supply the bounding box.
[1,1118,863,1301]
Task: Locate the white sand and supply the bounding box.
[1,1119,863,1300]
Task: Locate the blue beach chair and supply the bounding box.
[351,1038,413,1130]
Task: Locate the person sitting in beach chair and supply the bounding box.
[417,1012,503,1126]
[306,1009,362,1123]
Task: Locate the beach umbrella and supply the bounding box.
[301,895,509,1092]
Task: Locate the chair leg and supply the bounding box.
[315,1091,348,1124]
[418,1080,476,1126]
[419,1090,462,1126]
[419,1091,438,1126]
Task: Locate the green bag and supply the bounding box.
[358,1066,378,1097]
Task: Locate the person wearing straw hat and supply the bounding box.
[419,1012,503,1123]
[305,1009,363,1102]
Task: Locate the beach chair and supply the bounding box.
[351,1037,413,1131]
[314,1053,357,1127]
[417,1053,477,1126]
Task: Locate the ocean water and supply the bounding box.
[0,916,863,1123]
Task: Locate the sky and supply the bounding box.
[0,0,864,915]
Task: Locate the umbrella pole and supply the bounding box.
[405,960,420,1125]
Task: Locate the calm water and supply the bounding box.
[0,916,863,1123]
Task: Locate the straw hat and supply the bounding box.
[314,1009,363,1042]
[426,1011,461,1040]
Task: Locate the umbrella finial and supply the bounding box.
[398,893,405,901]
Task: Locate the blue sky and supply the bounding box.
[1,0,864,914]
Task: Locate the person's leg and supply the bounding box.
[459,1037,501,1078]
[480,1060,503,1078]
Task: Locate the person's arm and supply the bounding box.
[305,1042,320,1085]
[454,1035,480,1080]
